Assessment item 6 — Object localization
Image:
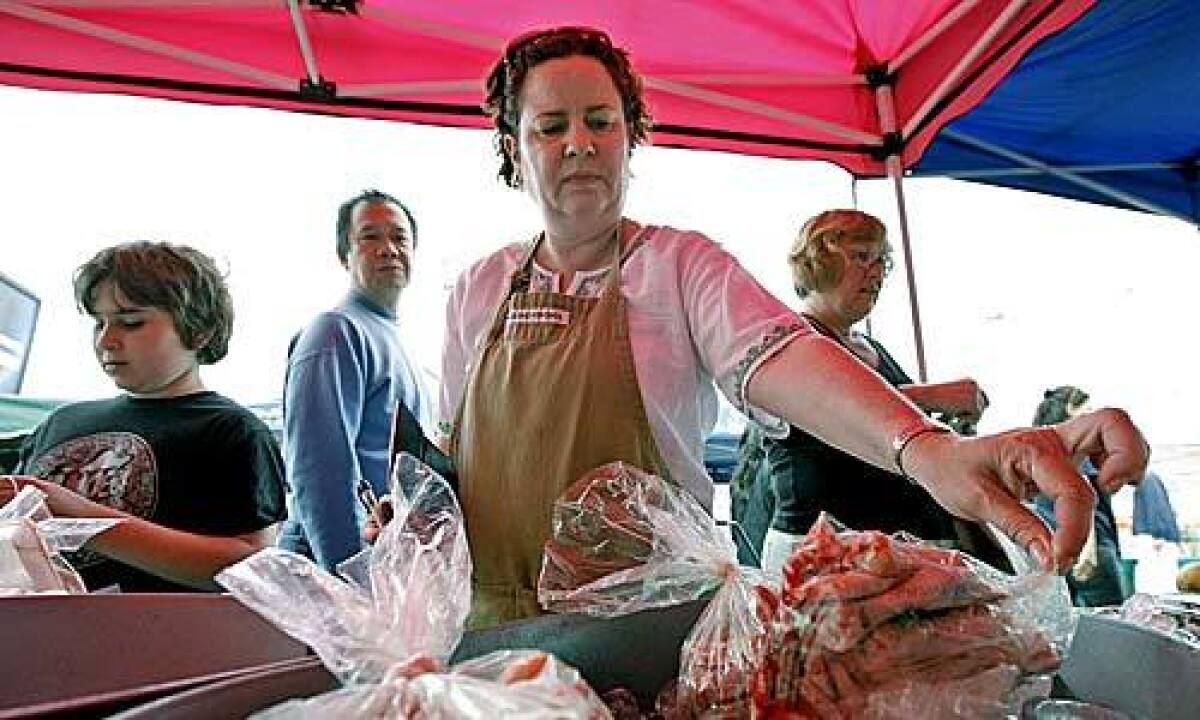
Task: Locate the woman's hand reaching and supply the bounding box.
[902,407,1147,573]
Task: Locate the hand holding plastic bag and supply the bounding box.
[219,454,611,719]
[217,454,470,684]
[0,484,120,594]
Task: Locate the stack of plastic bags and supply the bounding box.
[0,484,118,594]
[216,453,610,719]
[537,462,1074,719]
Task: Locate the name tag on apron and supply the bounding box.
[505,307,571,330]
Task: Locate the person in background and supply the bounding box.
[1131,466,1183,595]
[279,189,432,571]
[1,241,286,592]
[431,26,1147,628]
[1033,385,1129,606]
[760,210,998,573]
[1132,467,1181,547]
[729,423,774,566]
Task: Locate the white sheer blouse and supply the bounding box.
[438,224,809,509]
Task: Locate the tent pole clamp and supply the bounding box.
[299,76,337,101]
[307,0,358,14]
[864,64,897,90]
[870,132,905,162]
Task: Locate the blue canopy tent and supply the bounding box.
[913,0,1200,226]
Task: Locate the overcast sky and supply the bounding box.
[3,83,1198,453]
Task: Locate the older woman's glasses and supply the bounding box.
[838,245,893,273]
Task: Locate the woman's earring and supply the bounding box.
[512,166,522,188]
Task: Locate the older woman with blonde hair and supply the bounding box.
[760,209,996,573]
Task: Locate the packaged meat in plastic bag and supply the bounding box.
[217,453,610,719]
[538,462,777,717]
[0,484,119,594]
[258,650,609,719]
[750,513,1073,719]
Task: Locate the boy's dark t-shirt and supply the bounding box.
[19,391,286,592]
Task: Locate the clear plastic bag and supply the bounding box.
[218,453,609,719]
[256,650,610,719]
[1111,592,1200,647]
[217,453,470,684]
[0,484,119,594]
[752,513,1073,719]
[538,462,776,717]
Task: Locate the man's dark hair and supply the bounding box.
[483,26,653,188]
[73,241,234,365]
[334,189,419,263]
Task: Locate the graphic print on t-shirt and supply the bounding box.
[26,431,158,567]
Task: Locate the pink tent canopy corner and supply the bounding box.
[0,0,1097,378]
[0,0,1095,174]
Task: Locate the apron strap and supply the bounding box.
[599,222,649,297]
[491,223,648,337]
[482,236,543,344]
[511,235,542,294]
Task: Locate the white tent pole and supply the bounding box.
[911,161,1191,179]
[646,76,877,145]
[651,72,860,87]
[0,0,293,89]
[940,128,1193,222]
[341,79,479,98]
[876,82,930,382]
[890,0,985,72]
[285,0,320,86]
[888,156,928,382]
[903,0,1029,139]
[363,5,502,51]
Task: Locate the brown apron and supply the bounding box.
[450,228,671,629]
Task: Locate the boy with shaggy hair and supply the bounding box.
[2,241,285,592]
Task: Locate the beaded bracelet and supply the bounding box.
[891,420,953,484]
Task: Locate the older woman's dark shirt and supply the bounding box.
[765,334,959,541]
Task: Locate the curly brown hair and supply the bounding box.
[73,241,234,365]
[483,26,653,188]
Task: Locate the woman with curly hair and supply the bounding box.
[434,26,1147,628]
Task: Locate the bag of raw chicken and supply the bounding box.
[0,484,119,594]
[217,453,609,719]
[538,462,778,717]
[750,513,1073,719]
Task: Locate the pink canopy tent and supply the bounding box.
[0,0,1095,378]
